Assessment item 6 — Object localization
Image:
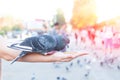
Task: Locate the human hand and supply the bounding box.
[48,52,88,62]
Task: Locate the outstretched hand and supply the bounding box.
[47,52,88,62]
[0,37,88,63]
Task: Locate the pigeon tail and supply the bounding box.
[10,51,28,64]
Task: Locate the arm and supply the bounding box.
[20,52,87,62]
[0,38,88,62]
[0,38,20,61]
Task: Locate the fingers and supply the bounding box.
[59,53,88,62]
[61,54,74,60]
[72,53,88,58]
[53,53,73,62]
[60,58,72,62]
[64,52,88,58]
[52,52,88,62]
[59,56,73,62]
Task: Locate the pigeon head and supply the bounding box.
[54,34,70,51]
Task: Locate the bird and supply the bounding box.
[8,32,70,64]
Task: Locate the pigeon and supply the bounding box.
[8,32,70,64]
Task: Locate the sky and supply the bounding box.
[0,0,74,21]
[96,0,120,23]
[1,0,120,23]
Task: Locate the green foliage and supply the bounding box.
[0,25,21,35]
[0,26,11,35]
[12,25,21,31]
[0,30,5,35]
[53,8,66,26]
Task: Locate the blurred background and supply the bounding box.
[1,0,120,80]
[0,0,120,38]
